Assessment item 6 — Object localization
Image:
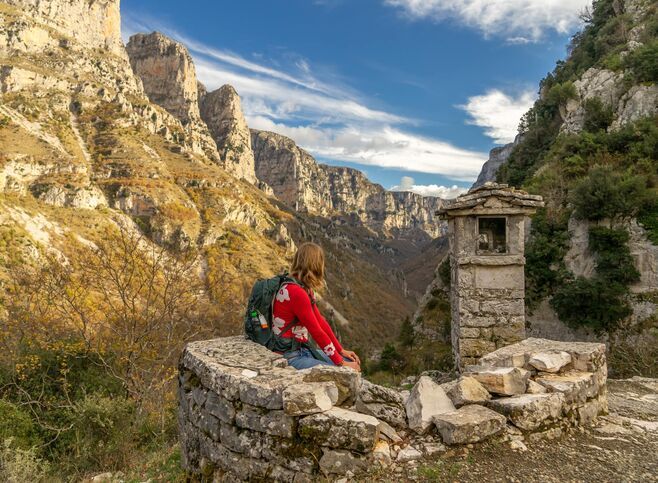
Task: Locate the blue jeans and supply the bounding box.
[284,347,351,370]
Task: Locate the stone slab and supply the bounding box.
[298,407,380,453]
[441,376,491,407]
[535,372,599,405]
[405,376,455,434]
[465,366,530,396]
[283,382,338,416]
[487,393,565,431]
[433,405,506,445]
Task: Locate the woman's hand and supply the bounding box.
[342,359,361,372]
[340,349,361,365]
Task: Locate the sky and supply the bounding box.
[122,0,591,198]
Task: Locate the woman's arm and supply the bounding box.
[313,305,344,354]
[288,285,344,365]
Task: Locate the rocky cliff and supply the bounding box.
[252,130,444,238]
[200,84,257,183]
[4,0,124,56]
[0,0,435,354]
[488,0,658,355]
[472,135,519,188]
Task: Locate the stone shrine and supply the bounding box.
[437,182,544,369]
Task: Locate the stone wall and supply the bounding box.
[178,336,608,481]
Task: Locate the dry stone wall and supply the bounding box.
[179,336,608,481]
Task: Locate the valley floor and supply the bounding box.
[367,377,658,483]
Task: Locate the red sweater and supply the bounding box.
[272,282,344,365]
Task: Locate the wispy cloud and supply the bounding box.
[459,89,536,144]
[122,12,487,181]
[384,0,591,42]
[390,176,468,199]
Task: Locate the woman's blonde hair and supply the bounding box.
[290,242,325,290]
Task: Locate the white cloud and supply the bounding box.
[390,177,468,199]
[459,89,536,144]
[384,0,591,42]
[121,13,488,182]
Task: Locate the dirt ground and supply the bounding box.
[365,377,658,483]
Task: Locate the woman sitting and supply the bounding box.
[272,242,361,372]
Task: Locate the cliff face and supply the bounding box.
[472,136,520,188]
[200,85,257,183]
[0,0,432,351]
[252,130,444,237]
[4,0,124,56]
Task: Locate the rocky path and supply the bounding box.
[364,377,658,483]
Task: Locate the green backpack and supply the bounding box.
[244,273,302,353]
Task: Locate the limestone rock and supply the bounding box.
[298,407,380,453]
[472,135,520,188]
[611,84,658,130]
[127,32,202,124]
[319,449,368,475]
[302,365,361,405]
[282,382,339,416]
[5,0,125,56]
[441,376,491,407]
[372,440,392,466]
[465,367,530,396]
[405,376,455,434]
[535,372,599,405]
[251,129,444,237]
[433,405,506,445]
[377,420,403,443]
[396,445,422,462]
[234,404,295,438]
[487,393,565,431]
[528,351,572,373]
[199,85,257,182]
[355,380,407,428]
[526,380,548,394]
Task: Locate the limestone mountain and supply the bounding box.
[252,129,444,238]
[466,0,657,369]
[0,0,444,353]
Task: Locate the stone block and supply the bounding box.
[301,365,361,405]
[441,376,491,407]
[480,299,525,316]
[396,445,422,462]
[235,404,295,438]
[298,407,380,453]
[576,397,606,425]
[261,435,318,473]
[196,412,220,441]
[205,390,235,423]
[283,382,338,416]
[475,265,524,290]
[355,380,406,428]
[377,420,403,443]
[528,351,572,373]
[466,367,530,395]
[459,338,497,357]
[486,393,565,431]
[433,405,506,445]
[460,327,481,338]
[460,314,497,328]
[526,380,547,394]
[535,371,599,405]
[372,440,391,466]
[319,448,368,475]
[238,369,303,409]
[219,422,262,458]
[405,376,455,434]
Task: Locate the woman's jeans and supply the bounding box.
[284,347,351,370]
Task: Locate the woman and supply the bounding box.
[272,242,361,372]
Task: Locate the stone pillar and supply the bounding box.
[437,183,544,369]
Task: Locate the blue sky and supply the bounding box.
[122,0,591,197]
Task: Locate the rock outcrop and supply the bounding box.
[472,135,520,188]
[251,129,444,237]
[4,0,124,56]
[126,32,220,162]
[200,85,257,183]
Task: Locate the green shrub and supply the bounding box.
[572,166,651,221]
[378,343,404,373]
[588,226,640,284]
[398,316,415,349]
[0,400,38,450]
[0,438,50,483]
[524,209,571,309]
[551,277,632,331]
[583,98,614,133]
[438,258,451,287]
[625,40,658,83]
